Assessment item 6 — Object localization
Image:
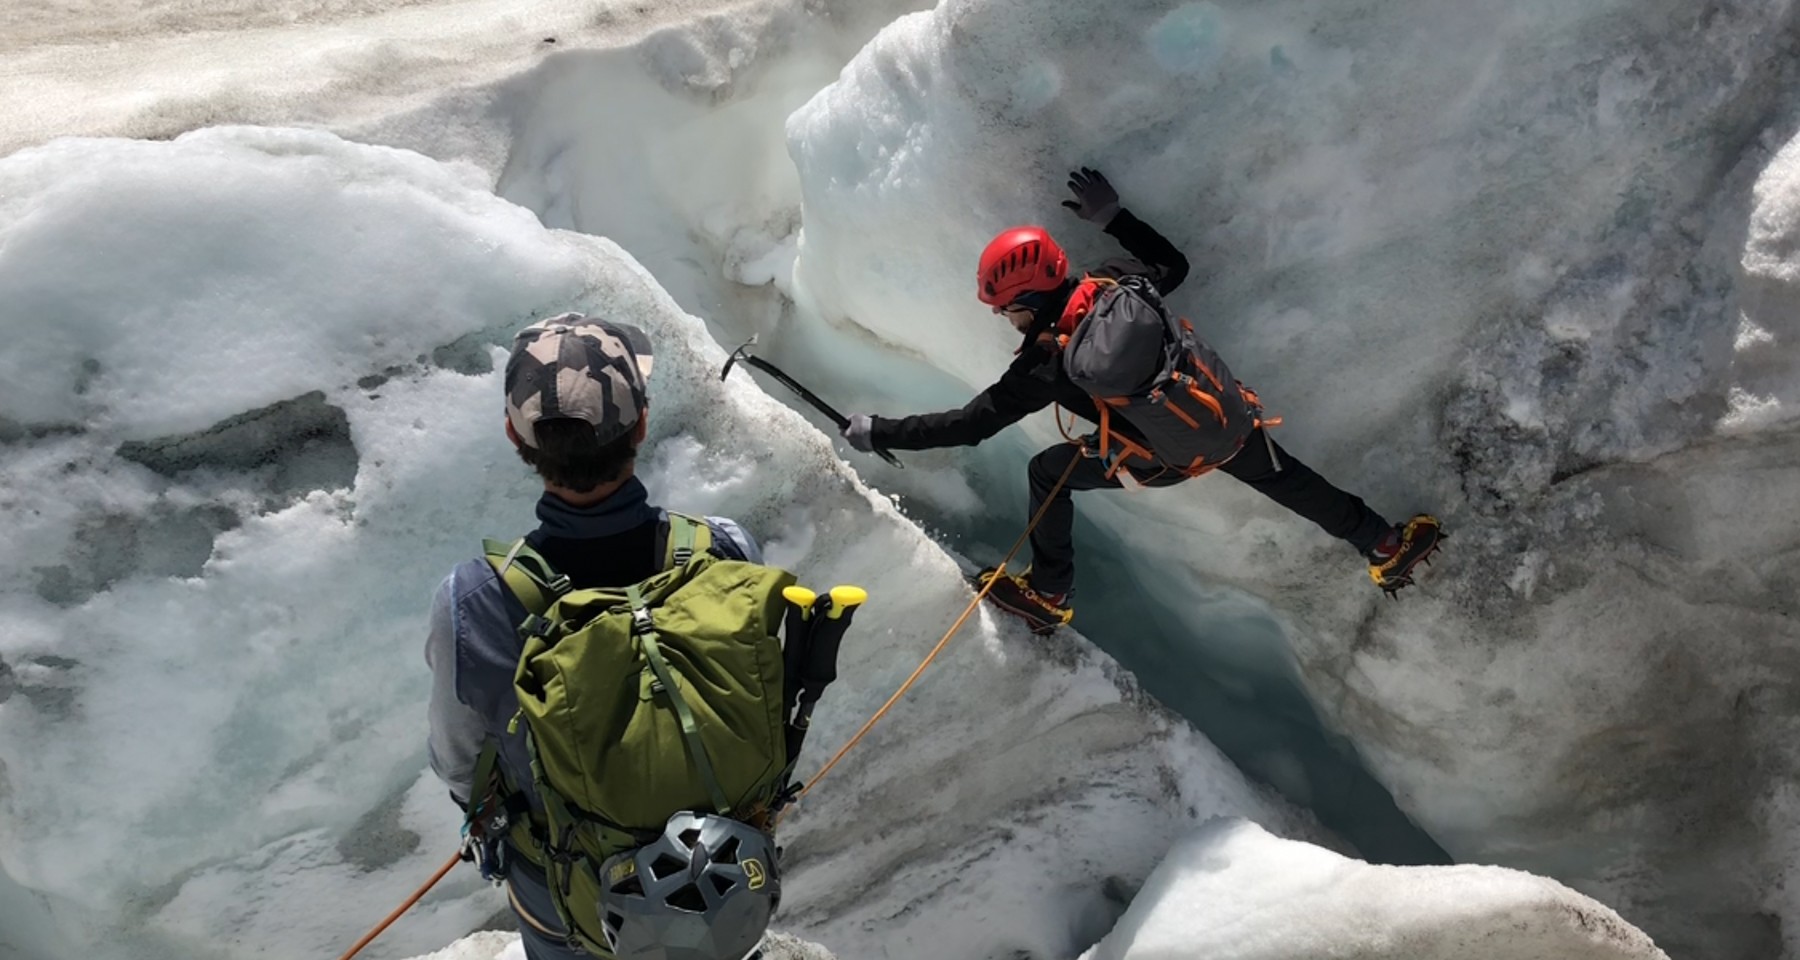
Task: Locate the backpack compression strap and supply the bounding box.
[660,512,714,569]
[626,581,734,816]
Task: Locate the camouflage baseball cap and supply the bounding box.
[505,313,654,449]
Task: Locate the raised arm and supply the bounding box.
[1104,208,1190,295]
[1063,167,1191,296]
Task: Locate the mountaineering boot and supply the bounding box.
[1367,515,1446,597]
[973,567,1074,635]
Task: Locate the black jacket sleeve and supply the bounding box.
[870,341,1065,450]
[1104,208,1190,296]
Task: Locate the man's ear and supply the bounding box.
[632,408,649,444]
[504,417,524,449]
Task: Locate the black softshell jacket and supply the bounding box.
[869,209,1191,451]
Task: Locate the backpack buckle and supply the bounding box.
[768,778,804,816]
[630,607,655,636]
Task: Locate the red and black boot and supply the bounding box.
[1367,515,1446,597]
[973,567,1074,634]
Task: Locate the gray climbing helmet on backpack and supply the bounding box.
[599,811,781,960]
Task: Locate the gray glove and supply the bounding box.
[1061,167,1120,224]
[843,414,877,453]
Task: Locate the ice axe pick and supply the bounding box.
[720,336,903,469]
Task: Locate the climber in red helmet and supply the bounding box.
[842,168,1441,633]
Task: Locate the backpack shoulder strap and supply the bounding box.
[657,512,715,570]
[466,740,503,816]
[482,537,569,616]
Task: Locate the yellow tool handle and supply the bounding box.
[782,585,819,619]
[826,585,868,620]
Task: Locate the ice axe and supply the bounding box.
[721,336,904,469]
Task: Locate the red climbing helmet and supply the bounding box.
[976,226,1068,307]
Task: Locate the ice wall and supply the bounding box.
[347,0,938,369]
[783,1,1800,957]
[0,127,1315,960]
[0,0,768,157]
[0,862,75,960]
[333,0,1443,865]
[1081,819,1667,960]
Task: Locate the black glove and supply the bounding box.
[1061,167,1120,224]
[843,414,877,453]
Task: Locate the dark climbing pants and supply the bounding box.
[505,856,588,960]
[1024,428,1391,598]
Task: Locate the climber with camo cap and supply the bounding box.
[426,314,782,960]
[842,168,1442,633]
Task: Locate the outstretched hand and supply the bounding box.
[1061,167,1120,224]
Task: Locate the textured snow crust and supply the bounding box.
[1079,819,1668,960]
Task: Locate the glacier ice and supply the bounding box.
[0,125,1314,960]
[5,0,1800,956]
[779,0,1800,956]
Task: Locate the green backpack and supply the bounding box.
[479,514,796,956]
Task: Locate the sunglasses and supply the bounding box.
[992,289,1052,315]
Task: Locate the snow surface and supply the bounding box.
[0,126,1315,960]
[0,0,762,157]
[1078,819,1667,960]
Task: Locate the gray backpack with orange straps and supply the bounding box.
[1060,275,1266,478]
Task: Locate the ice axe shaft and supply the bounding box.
[721,337,903,469]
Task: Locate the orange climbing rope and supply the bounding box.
[335,851,463,960]
[782,450,1082,813]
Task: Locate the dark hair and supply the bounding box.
[515,418,639,492]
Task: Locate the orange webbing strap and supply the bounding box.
[1062,403,1165,484]
[777,450,1084,820]
[1238,382,1282,430]
[1097,403,1116,467]
[1095,403,1161,481]
[335,851,463,960]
